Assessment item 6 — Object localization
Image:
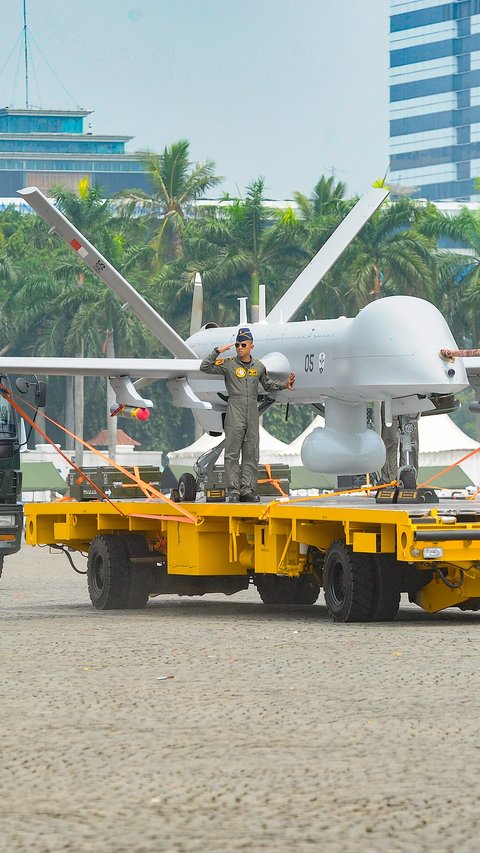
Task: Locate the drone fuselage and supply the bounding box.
[186,295,467,474]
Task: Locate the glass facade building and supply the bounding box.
[0,108,151,198]
[389,0,480,200]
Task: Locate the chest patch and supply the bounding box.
[247,368,257,376]
[235,366,247,378]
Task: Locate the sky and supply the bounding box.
[0,0,389,200]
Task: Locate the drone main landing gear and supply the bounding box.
[177,473,197,501]
[173,399,275,503]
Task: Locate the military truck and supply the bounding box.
[0,374,45,577]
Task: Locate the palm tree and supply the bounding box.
[8,180,151,459]
[416,204,480,346]
[184,178,307,325]
[293,174,347,221]
[54,183,151,458]
[0,251,16,353]
[126,140,222,263]
[329,196,437,314]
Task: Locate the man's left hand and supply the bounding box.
[285,373,295,390]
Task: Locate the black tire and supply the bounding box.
[256,575,297,605]
[323,540,375,622]
[399,466,417,489]
[87,534,129,610]
[370,555,401,621]
[122,534,151,609]
[295,573,321,605]
[178,473,197,502]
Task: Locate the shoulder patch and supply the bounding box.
[214,358,225,365]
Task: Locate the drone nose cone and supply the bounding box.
[347,296,460,358]
[336,296,468,393]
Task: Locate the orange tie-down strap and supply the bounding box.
[0,384,197,524]
[257,463,289,498]
[258,480,400,520]
[417,445,480,496]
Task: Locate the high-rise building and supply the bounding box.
[0,107,151,198]
[389,0,480,201]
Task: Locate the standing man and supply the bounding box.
[200,327,295,502]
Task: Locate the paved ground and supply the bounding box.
[1,545,480,852]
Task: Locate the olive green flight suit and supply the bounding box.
[200,350,287,495]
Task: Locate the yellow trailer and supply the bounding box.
[24,494,480,621]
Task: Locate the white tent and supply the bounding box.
[168,413,480,490]
[286,412,480,488]
[419,414,480,486]
[168,424,297,469]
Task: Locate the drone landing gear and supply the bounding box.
[398,465,417,489]
[172,400,276,503]
[172,439,226,503]
[177,473,197,502]
[398,415,419,489]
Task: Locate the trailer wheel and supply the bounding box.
[295,573,321,605]
[370,555,401,621]
[122,534,151,609]
[178,473,197,502]
[323,540,374,622]
[87,535,129,610]
[256,576,297,605]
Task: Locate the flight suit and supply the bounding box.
[200,350,287,495]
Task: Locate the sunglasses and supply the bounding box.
[235,342,249,348]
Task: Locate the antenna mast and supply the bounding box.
[23,0,29,108]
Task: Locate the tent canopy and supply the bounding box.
[168,424,296,468]
[417,466,473,489]
[419,414,478,452]
[21,461,67,493]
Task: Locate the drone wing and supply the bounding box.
[17,186,197,359]
[265,187,389,324]
[0,356,204,379]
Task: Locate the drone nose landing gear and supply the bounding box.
[398,415,419,489]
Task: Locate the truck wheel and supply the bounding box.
[295,574,320,605]
[370,555,401,621]
[122,534,151,609]
[178,473,197,502]
[87,535,129,610]
[256,575,297,605]
[323,540,374,622]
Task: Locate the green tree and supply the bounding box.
[128,140,222,263]
[308,196,438,317]
[6,181,152,456]
[182,178,307,326]
[293,174,347,221]
[416,204,480,346]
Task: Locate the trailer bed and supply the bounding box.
[24,494,480,620]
